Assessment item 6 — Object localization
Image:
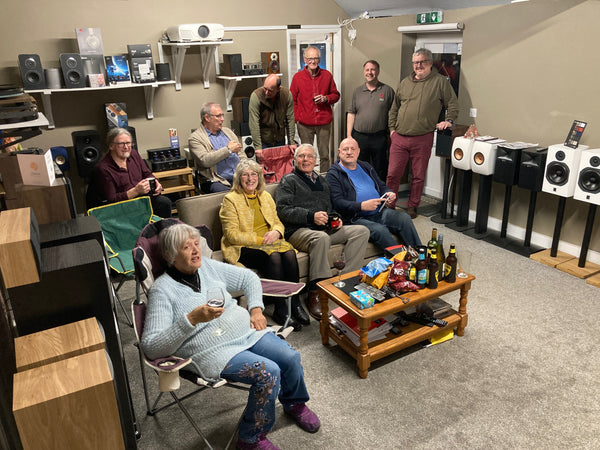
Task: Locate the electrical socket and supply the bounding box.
[470,108,477,118]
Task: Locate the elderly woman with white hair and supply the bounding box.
[141,223,320,450]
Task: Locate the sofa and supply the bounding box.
[175,183,383,283]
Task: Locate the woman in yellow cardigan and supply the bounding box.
[219,160,309,330]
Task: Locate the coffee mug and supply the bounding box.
[328,213,341,229]
[147,177,157,194]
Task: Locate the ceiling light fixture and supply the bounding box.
[338,11,371,46]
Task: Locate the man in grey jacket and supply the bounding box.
[189,102,246,193]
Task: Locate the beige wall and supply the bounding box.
[2,0,599,257]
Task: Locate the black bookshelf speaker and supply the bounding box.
[223,53,243,76]
[518,148,547,192]
[72,130,102,178]
[59,53,85,88]
[493,145,522,185]
[155,63,171,81]
[18,54,46,90]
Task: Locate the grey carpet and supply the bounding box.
[116,215,599,449]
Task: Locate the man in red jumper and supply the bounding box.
[290,46,340,173]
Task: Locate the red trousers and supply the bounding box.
[386,131,435,208]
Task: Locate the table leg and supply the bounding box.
[456,280,471,336]
[319,290,330,345]
[357,318,371,378]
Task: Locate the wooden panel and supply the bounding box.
[15,317,105,372]
[5,179,71,225]
[0,208,39,288]
[13,350,124,450]
[530,248,576,268]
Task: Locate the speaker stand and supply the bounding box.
[446,169,474,232]
[504,190,545,256]
[431,159,456,224]
[556,204,600,278]
[464,174,493,240]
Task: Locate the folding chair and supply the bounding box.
[257,145,295,183]
[87,196,161,326]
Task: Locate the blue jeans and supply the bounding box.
[220,332,309,443]
[353,208,422,250]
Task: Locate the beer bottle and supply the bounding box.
[415,246,428,289]
[427,248,439,289]
[427,228,438,259]
[437,233,446,281]
[445,244,457,283]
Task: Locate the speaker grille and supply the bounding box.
[545,161,570,186]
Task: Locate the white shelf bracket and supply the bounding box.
[223,78,241,111]
[172,46,189,91]
[39,91,55,129]
[200,46,217,89]
[143,84,157,119]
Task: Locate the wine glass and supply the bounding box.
[206,287,226,336]
[313,92,320,113]
[333,259,346,288]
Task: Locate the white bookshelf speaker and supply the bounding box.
[542,144,587,197]
[451,137,474,171]
[242,136,255,158]
[573,148,600,205]
[471,139,505,176]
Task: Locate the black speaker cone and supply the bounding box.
[578,168,600,193]
[83,146,99,163]
[546,161,569,186]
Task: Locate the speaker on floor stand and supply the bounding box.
[446,137,474,232]
[463,138,505,239]
[431,125,468,224]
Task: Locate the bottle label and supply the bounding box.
[417,269,427,285]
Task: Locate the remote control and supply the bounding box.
[354,282,386,301]
[415,313,448,328]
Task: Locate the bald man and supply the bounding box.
[326,137,421,251]
[248,74,297,160]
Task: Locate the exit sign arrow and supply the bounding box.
[416,10,444,24]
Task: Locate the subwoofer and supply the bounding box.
[471,139,506,176]
[573,148,600,205]
[261,52,280,74]
[59,53,85,89]
[518,148,547,192]
[18,54,46,90]
[72,130,102,178]
[242,135,255,158]
[451,137,474,171]
[542,144,587,197]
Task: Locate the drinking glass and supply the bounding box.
[333,259,346,288]
[457,249,472,278]
[206,287,226,336]
[313,92,320,113]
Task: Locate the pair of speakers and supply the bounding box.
[451,137,507,176]
[542,144,600,205]
[18,53,86,89]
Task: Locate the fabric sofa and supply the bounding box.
[175,183,383,283]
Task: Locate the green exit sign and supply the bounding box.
[416,11,443,24]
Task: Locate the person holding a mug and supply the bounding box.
[92,127,172,217]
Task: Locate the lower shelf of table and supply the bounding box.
[326,310,462,364]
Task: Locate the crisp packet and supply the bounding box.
[360,257,392,278]
[349,290,375,309]
[388,259,419,292]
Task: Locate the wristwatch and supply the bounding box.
[446,119,454,124]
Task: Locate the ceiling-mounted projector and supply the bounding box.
[166,24,225,42]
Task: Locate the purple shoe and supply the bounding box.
[284,403,321,433]
[236,434,280,450]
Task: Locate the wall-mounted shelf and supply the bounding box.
[217,73,282,111]
[157,40,233,91]
[25,81,175,129]
[0,112,49,131]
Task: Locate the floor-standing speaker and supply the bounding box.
[72,130,102,178]
[59,53,85,89]
[7,239,137,448]
[18,54,46,90]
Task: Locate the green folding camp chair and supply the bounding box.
[88,196,161,325]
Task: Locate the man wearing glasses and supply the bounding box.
[290,46,340,173]
[189,102,246,193]
[248,74,297,160]
[387,48,459,219]
[92,127,172,217]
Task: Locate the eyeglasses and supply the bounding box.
[240,172,259,178]
[114,142,132,148]
[305,57,320,62]
[210,113,225,118]
[297,154,316,160]
[412,60,432,66]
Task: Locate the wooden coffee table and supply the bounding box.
[317,270,475,378]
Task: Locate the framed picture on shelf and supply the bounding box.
[104,56,131,84]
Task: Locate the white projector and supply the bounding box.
[166,24,225,42]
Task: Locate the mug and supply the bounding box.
[147,177,157,194]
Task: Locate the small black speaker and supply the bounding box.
[518,148,547,192]
[18,54,46,90]
[493,145,522,185]
[72,130,102,178]
[223,53,243,76]
[435,125,469,158]
[155,63,171,81]
[50,146,70,173]
[59,53,85,88]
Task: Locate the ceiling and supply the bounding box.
[334,0,516,18]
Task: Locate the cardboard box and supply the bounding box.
[17,149,55,186]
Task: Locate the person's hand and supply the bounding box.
[262,230,281,245]
[249,307,267,330]
[436,120,453,130]
[152,179,163,196]
[254,149,263,162]
[228,141,243,154]
[313,94,327,104]
[135,179,150,196]
[361,198,385,212]
[390,130,396,137]
[384,192,396,206]
[289,144,298,152]
[187,304,224,326]
[333,218,343,230]
[313,211,329,227]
